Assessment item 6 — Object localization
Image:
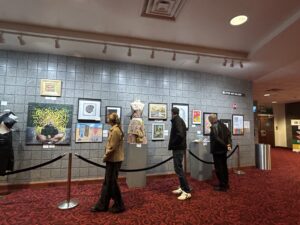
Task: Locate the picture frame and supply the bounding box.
[148,103,168,120]
[105,106,122,123]
[75,123,103,143]
[232,114,244,135]
[203,112,218,135]
[152,123,165,141]
[172,103,189,130]
[40,79,62,97]
[220,119,232,134]
[78,98,101,121]
[192,109,202,125]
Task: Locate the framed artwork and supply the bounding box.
[26,103,73,145]
[232,114,244,135]
[203,112,218,135]
[78,98,101,121]
[220,119,232,133]
[152,123,165,141]
[148,103,167,120]
[105,106,122,123]
[172,103,189,130]
[192,110,202,125]
[75,123,103,143]
[40,79,62,97]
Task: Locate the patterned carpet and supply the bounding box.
[1,148,300,225]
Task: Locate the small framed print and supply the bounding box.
[232,114,244,135]
[172,103,189,130]
[148,103,167,120]
[152,123,165,141]
[220,119,232,133]
[192,110,202,125]
[203,112,218,135]
[75,123,103,143]
[78,98,101,121]
[105,106,122,123]
[40,79,62,97]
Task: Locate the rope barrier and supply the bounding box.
[74,153,173,172]
[1,153,66,176]
[188,145,239,164]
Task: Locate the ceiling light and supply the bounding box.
[0,32,4,44]
[230,59,234,67]
[55,39,60,48]
[230,15,248,26]
[150,49,155,59]
[195,55,200,64]
[172,52,176,61]
[17,35,26,46]
[127,47,132,57]
[102,44,107,54]
[240,61,243,68]
[272,101,277,104]
[223,59,227,67]
[264,94,271,97]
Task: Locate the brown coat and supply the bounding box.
[103,125,124,162]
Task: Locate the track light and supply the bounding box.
[17,35,26,46]
[195,55,200,64]
[223,59,227,67]
[240,61,243,68]
[230,59,234,67]
[55,39,60,49]
[102,44,107,54]
[172,52,176,61]
[127,47,132,57]
[150,49,155,59]
[0,32,4,44]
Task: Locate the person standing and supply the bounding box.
[168,107,191,200]
[91,113,125,213]
[208,114,232,192]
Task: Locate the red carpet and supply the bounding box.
[1,148,300,225]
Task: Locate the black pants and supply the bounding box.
[172,150,190,193]
[213,153,229,188]
[96,161,124,210]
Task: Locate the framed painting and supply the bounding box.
[192,110,202,125]
[172,103,189,130]
[152,123,165,141]
[203,112,218,135]
[148,103,167,120]
[105,106,122,123]
[40,79,62,97]
[220,119,232,133]
[78,98,101,121]
[232,114,244,135]
[26,103,73,145]
[75,123,103,143]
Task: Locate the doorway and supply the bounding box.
[258,115,275,147]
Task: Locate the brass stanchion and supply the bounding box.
[58,153,79,210]
[234,145,245,175]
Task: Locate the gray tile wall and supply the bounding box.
[0,50,255,184]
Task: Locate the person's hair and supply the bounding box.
[171,107,179,115]
[208,114,218,122]
[108,113,124,138]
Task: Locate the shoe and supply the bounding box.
[172,187,183,195]
[213,186,228,192]
[109,207,125,214]
[90,206,108,212]
[177,191,191,200]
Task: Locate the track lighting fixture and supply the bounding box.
[230,59,234,67]
[172,52,176,61]
[127,47,132,57]
[195,55,200,64]
[55,39,60,49]
[223,59,227,67]
[102,44,107,54]
[240,61,243,68]
[0,32,4,44]
[17,35,26,46]
[150,49,155,59]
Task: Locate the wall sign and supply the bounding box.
[222,91,245,97]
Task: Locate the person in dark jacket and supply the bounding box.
[168,107,191,200]
[209,114,232,192]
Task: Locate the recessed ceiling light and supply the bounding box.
[272,101,277,104]
[230,15,248,26]
[264,94,271,97]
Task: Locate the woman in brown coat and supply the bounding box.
[91,113,125,213]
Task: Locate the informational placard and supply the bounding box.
[291,120,300,152]
[222,91,245,97]
[232,114,244,135]
[45,97,57,100]
[1,101,8,106]
[103,130,108,138]
[164,130,169,136]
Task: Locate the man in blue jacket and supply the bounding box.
[168,107,191,200]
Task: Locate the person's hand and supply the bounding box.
[227,145,232,151]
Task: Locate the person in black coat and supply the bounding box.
[208,114,232,192]
[168,107,191,200]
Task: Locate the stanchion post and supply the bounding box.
[58,153,79,210]
[234,145,245,175]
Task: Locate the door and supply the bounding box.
[258,116,275,147]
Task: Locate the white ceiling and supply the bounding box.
[1,0,300,104]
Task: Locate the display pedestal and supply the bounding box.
[189,142,213,181]
[126,144,147,188]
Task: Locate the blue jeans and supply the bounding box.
[172,150,190,193]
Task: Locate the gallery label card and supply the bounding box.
[164,130,169,136]
[1,101,7,106]
[103,130,108,138]
[45,97,57,100]
[136,144,142,148]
